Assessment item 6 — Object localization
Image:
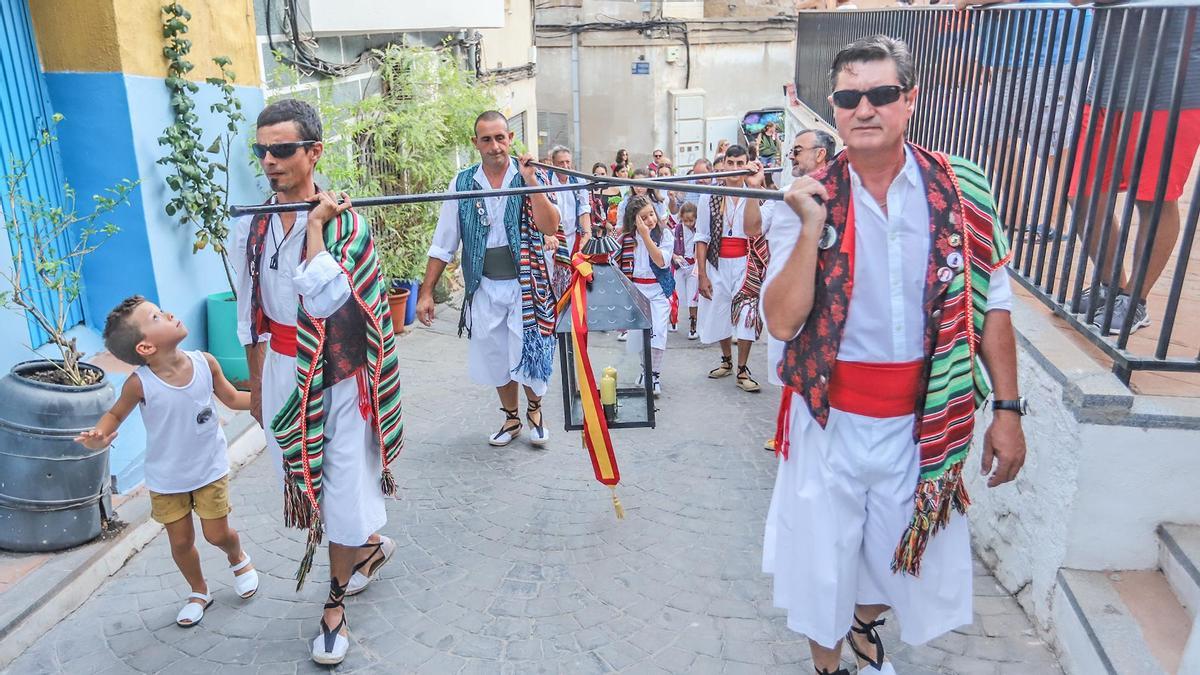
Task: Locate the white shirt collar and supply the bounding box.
[473,158,519,191]
[847,144,920,192]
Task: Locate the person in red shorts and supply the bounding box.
[1067,1,1200,334]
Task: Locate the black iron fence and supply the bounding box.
[795,2,1199,383]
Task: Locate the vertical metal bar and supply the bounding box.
[1033,7,1083,289]
[1018,8,1061,276]
[967,10,999,166]
[1006,8,1049,262]
[1090,8,1150,334]
[1120,7,1195,348]
[981,10,1014,179]
[995,9,1037,234]
[1065,8,1128,314]
[1156,135,1200,360]
[951,8,979,158]
[1052,7,1104,305]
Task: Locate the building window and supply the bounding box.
[510,111,527,149]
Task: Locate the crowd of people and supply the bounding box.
[71,34,1033,675]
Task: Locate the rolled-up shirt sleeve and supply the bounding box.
[694,198,712,244]
[294,251,352,319]
[985,264,1014,312]
[232,216,255,347]
[428,179,461,263]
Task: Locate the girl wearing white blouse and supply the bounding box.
[617,194,675,396]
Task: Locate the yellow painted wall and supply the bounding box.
[30,0,261,86]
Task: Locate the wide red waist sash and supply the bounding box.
[268,320,298,357]
[719,237,748,258]
[828,360,923,418]
[632,277,658,284]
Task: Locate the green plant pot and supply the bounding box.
[207,291,249,389]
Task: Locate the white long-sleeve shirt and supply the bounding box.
[428,161,521,263]
[631,227,675,279]
[763,147,1013,363]
[234,210,353,347]
[550,174,590,247]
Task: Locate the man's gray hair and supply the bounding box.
[800,129,838,160]
[829,35,916,92]
[550,145,572,161]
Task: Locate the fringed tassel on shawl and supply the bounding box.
[294,514,324,591]
[457,299,473,339]
[283,478,314,529]
[515,327,556,382]
[380,467,397,496]
[890,465,968,576]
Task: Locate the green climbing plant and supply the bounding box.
[157,2,245,296]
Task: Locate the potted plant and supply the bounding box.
[157,2,248,385]
[0,119,137,551]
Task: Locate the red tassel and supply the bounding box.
[774,387,794,460]
[355,367,372,422]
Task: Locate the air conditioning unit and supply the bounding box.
[668,88,706,169]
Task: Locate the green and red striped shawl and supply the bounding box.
[779,143,1011,575]
[268,208,405,588]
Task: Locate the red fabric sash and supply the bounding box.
[828,360,923,418]
[719,237,748,258]
[268,320,298,357]
[632,277,658,284]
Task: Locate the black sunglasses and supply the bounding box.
[790,145,817,157]
[252,141,317,159]
[830,85,906,110]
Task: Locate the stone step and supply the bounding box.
[1159,523,1200,621]
[1056,568,1191,675]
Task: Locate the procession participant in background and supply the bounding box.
[616,168,669,231]
[762,128,837,452]
[234,99,404,665]
[590,162,622,239]
[648,148,667,173]
[695,144,767,393]
[617,194,675,396]
[683,157,714,208]
[546,146,592,296]
[672,201,702,339]
[612,148,632,177]
[416,111,560,449]
[761,36,1025,675]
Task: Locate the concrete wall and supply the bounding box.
[536,27,796,170]
[478,0,541,153]
[967,297,1200,635]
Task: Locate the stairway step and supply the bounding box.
[1159,523,1200,620]
[1056,568,1189,675]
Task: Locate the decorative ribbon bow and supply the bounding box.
[557,251,624,519]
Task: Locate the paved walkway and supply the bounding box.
[5,315,1061,674]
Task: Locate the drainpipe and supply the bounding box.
[571,31,582,161]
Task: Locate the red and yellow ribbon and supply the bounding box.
[556,252,624,518]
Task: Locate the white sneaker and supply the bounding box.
[669,323,678,332]
[687,328,698,340]
[616,330,628,342]
[652,373,662,397]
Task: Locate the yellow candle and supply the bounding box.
[600,374,617,406]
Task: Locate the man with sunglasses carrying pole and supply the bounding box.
[695,144,769,392]
[233,99,404,665]
[416,111,560,448]
[761,37,1026,675]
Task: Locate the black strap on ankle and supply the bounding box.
[847,614,887,670]
[526,398,544,430]
[320,577,348,653]
[351,540,383,576]
[500,406,519,421]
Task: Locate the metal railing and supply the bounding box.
[794,2,1200,383]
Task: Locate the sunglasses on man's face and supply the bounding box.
[653,153,663,158]
[790,145,817,157]
[830,85,906,110]
[252,140,317,160]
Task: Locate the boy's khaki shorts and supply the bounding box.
[149,475,232,525]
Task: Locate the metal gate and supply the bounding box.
[0,0,83,347]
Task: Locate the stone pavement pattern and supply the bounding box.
[5,317,1062,674]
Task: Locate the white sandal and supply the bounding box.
[176,592,212,627]
[346,536,396,596]
[230,554,259,599]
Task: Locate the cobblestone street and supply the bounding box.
[4,316,1062,674]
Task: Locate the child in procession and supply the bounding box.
[76,296,258,628]
[617,194,675,396]
[672,201,701,340]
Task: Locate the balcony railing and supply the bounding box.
[794,2,1199,383]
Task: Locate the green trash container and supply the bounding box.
[207,291,249,388]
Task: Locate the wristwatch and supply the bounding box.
[992,397,1028,416]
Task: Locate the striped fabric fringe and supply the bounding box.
[271,208,405,589]
[729,235,770,339]
[515,178,558,383]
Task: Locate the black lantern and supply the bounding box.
[556,237,657,430]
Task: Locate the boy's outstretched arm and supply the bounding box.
[75,374,143,449]
[205,352,251,411]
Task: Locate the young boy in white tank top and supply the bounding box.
[77,296,259,628]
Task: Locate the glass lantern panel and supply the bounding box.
[563,328,654,429]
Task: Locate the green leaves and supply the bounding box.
[157,3,245,296]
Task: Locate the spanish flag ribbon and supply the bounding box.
[558,252,623,518]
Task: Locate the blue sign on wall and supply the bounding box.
[631,61,650,75]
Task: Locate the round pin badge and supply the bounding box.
[948,233,962,247]
[937,266,954,282]
[947,251,964,270]
[818,224,838,250]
